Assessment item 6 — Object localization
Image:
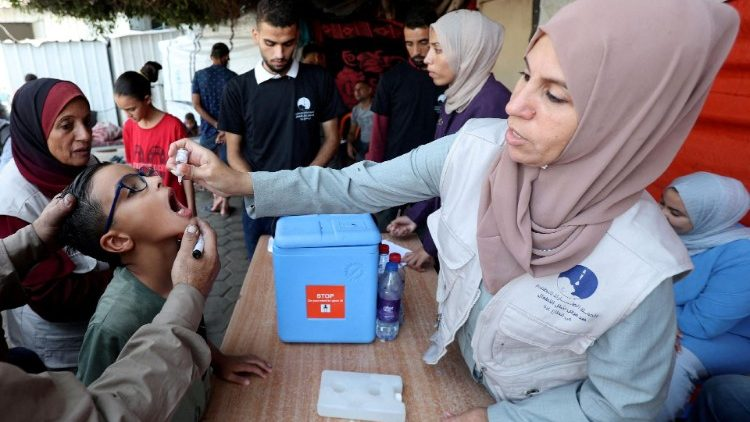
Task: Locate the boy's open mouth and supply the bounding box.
[168,189,192,218]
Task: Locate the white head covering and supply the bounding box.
[669,171,750,255]
[431,10,504,114]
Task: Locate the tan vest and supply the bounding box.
[423,118,505,364]
[423,119,692,402]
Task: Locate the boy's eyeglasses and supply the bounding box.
[103,167,158,232]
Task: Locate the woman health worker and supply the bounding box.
[168,0,739,419]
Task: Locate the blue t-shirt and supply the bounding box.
[351,103,374,146]
[675,239,750,375]
[192,64,237,142]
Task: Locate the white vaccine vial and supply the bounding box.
[175,148,189,183]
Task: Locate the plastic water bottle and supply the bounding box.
[375,262,403,341]
[388,253,405,324]
[377,243,390,276]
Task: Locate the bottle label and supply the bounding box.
[376,298,400,323]
[378,255,388,275]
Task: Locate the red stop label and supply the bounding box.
[306,285,345,319]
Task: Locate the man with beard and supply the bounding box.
[365,7,445,230]
[219,0,343,259]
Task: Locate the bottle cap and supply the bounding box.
[385,262,399,272]
[379,243,389,254]
[388,252,401,263]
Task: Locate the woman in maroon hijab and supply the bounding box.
[0,79,110,371]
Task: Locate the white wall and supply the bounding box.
[0,2,130,41]
[0,2,130,112]
[0,40,118,124]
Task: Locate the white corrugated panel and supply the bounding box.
[110,29,180,116]
[0,39,118,125]
[110,29,180,78]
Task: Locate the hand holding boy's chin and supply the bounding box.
[171,219,220,297]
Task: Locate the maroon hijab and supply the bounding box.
[475,0,739,294]
[11,78,89,198]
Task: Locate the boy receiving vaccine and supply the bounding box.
[59,163,271,421]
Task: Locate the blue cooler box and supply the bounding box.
[273,214,381,343]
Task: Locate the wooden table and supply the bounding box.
[203,235,492,421]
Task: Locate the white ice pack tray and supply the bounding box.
[317,370,406,422]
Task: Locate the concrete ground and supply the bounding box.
[194,189,249,347]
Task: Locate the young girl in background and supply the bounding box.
[114,61,195,215]
[658,172,750,421]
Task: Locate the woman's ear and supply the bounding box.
[101,230,134,255]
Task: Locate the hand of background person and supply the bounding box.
[167,138,251,197]
[171,219,220,297]
[33,193,76,249]
[212,351,273,385]
[347,142,357,160]
[442,407,489,422]
[216,131,226,145]
[404,248,434,272]
[386,216,417,238]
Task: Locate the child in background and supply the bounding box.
[657,171,750,421]
[114,61,196,216]
[60,163,272,422]
[184,112,199,137]
[346,80,374,162]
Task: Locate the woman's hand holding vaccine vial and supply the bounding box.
[167,139,252,197]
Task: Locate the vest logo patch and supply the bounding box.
[557,265,598,300]
[297,97,311,110]
[295,97,315,121]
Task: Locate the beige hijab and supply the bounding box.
[475,0,739,294]
[431,10,504,114]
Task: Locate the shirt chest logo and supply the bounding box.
[557,265,598,300]
[296,96,315,121]
[435,93,446,114]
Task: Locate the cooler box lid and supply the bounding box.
[274,214,381,249]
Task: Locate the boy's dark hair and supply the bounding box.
[403,6,436,29]
[184,112,196,122]
[210,42,230,58]
[59,163,121,266]
[256,0,298,28]
[114,61,162,100]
